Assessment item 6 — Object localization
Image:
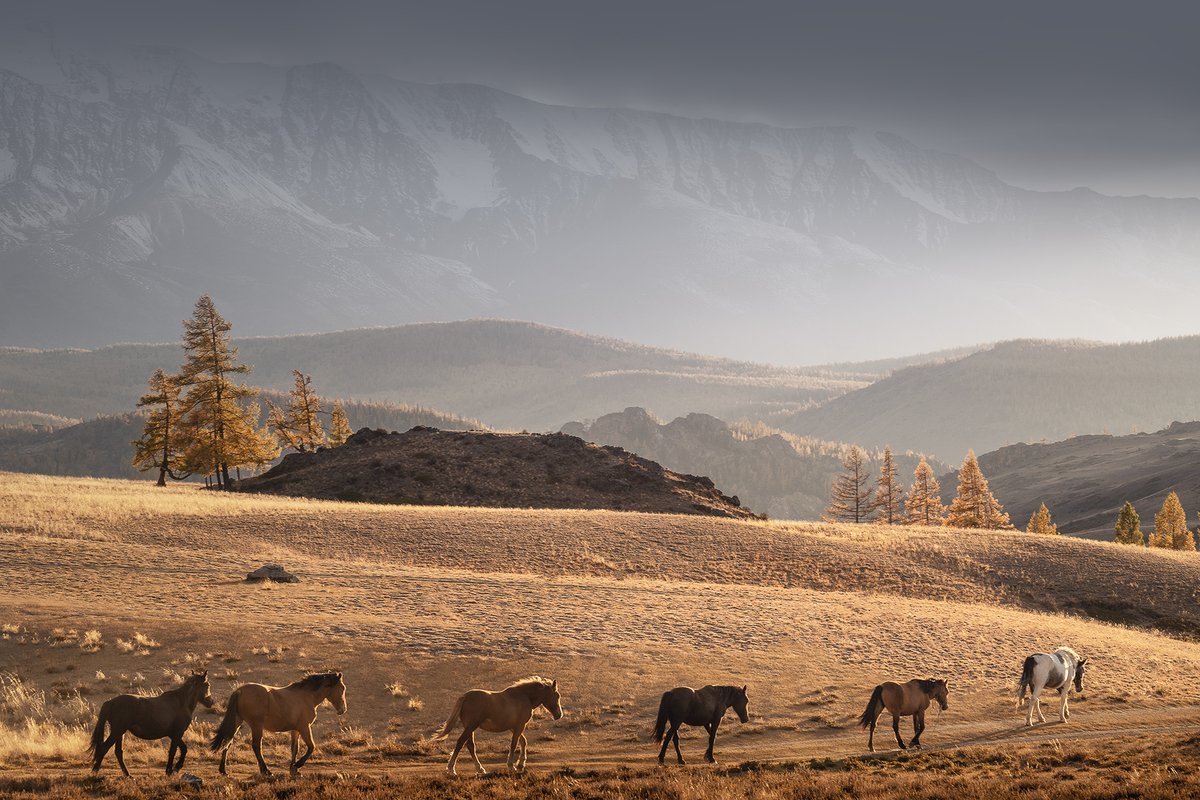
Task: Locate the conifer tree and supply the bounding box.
[1025,502,1058,535]
[824,446,874,523]
[1150,492,1193,550]
[1114,502,1143,545]
[869,446,904,524]
[904,456,946,526]
[268,370,327,453]
[131,369,190,486]
[176,295,278,488]
[328,401,353,447]
[945,450,1013,529]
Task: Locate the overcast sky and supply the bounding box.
[15,0,1200,198]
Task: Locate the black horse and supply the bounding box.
[652,684,749,764]
[90,671,214,775]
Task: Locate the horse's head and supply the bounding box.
[732,685,750,723]
[541,679,564,720]
[189,670,214,708]
[1074,658,1087,692]
[929,678,949,711]
[327,672,348,715]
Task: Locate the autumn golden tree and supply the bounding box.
[176,295,278,488]
[1025,502,1058,535]
[1150,492,1194,550]
[869,446,904,524]
[268,370,327,453]
[328,400,353,447]
[1114,501,1143,545]
[904,456,946,526]
[945,450,1013,529]
[131,369,190,486]
[824,446,874,523]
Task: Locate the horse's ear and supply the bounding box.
[1078,659,1087,667]
[551,679,557,689]
[742,685,747,693]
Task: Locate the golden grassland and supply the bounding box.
[4,472,1200,797]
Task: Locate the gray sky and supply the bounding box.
[15,0,1200,197]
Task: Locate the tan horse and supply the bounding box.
[89,671,213,775]
[858,678,949,752]
[433,677,563,775]
[653,685,749,765]
[210,672,347,776]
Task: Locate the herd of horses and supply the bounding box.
[87,647,1087,777]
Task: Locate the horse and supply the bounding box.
[858,678,949,753]
[89,670,213,776]
[210,672,347,776]
[652,685,749,765]
[1017,646,1087,726]
[433,677,563,776]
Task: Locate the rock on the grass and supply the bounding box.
[179,773,203,788]
[245,564,299,583]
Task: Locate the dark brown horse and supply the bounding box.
[653,685,749,765]
[210,672,347,776]
[859,678,949,752]
[89,671,214,775]
[433,677,563,776]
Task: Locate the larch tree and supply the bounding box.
[945,450,1013,529]
[268,370,327,453]
[176,295,278,488]
[1150,492,1193,550]
[869,446,904,524]
[328,401,353,447]
[824,446,875,523]
[131,369,190,486]
[904,456,946,526]
[1114,502,1143,545]
[1025,502,1058,535]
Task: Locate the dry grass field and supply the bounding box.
[4,472,1200,798]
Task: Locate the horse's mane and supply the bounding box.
[507,676,554,691]
[288,672,342,690]
[1055,646,1082,662]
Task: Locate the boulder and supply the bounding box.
[245,564,299,583]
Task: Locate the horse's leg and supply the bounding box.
[705,719,721,763]
[517,734,528,771]
[657,722,673,764]
[910,711,925,748]
[289,731,299,772]
[114,733,130,777]
[250,724,271,776]
[867,716,876,753]
[671,725,685,765]
[1059,687,1070,723]
[93,732,118,772]
[166,737,180,775]
[891,714,906,750]
[448,728,471,776]
[506,729,521,771]
[175,739,188,772]
[1035,687,1047,723]
[465,729,487,775]
[293,725,315,772]
[219,739,231,775]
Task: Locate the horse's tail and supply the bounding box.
[858,685,885,729]
[209,691,241,752]
[1017,655,1037,707]
[432,694,465,740]
[652,691,671,742]
[88,701,110,755]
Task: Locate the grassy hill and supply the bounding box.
[0,320,866,431]
[783,337,1200,460]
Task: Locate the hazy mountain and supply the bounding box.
[0,320,864,431]
[0,397,485,480]
[941,421,1200,539]
[562,407,939,520]
[783,337,1200,460]
[2,34,1199,362]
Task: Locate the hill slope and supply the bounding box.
[234,427,756,518]
[562,407,940,520]
[783,337,1200,459]
[2,34,1199,360]
[0,320,863,430]
[945,421,1200,538]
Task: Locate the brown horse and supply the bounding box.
[433,677,563,775]
[653,685,749,765]
[210,672,347,776]
[859,678,949,752]
[89,671,214,776]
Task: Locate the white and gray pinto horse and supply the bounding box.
[1017,646,1087,726]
